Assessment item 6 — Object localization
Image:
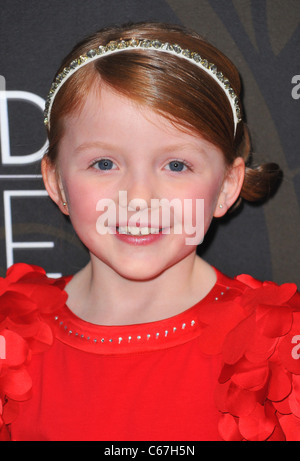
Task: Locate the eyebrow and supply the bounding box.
[73,140,208,158]
[74,141,116,155]
[160,142,209,160]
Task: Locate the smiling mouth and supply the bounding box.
[116,226,164,236]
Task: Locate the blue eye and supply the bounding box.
[94,159,114,170]
[168,160,187,172]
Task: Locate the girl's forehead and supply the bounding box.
[60,100,225,173]
[62,83,218,151]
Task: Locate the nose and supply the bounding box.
[121,170,158,210]
[127,197,148,212]
[118,170,161,227]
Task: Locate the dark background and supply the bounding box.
[0,0,299,285]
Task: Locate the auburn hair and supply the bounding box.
[45,21,282,206]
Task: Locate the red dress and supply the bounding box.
[0,263,300,441]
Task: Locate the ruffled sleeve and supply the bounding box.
[0,263,68,440]
[212,274,300,441]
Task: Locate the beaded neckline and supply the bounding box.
[51,268,234,355]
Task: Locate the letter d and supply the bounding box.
[0,79,48,164]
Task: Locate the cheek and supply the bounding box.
[63,178,107,227]
[175,181,221,226]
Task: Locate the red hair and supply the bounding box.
[45,22,282,206]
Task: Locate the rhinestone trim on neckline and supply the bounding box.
[54,315,198,346]
[51,286,230,354]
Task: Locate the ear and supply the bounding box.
[41,156,69,215]
[214,157,245,217]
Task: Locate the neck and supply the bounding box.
[64,253,216,325]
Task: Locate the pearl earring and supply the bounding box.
[219,204,223,209]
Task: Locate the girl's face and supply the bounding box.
[44,84,243,281]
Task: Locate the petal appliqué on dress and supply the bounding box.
[0,263,68,440]
[213,275,300,440]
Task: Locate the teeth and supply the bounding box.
[118,226,160,235]
[128,226,140,235]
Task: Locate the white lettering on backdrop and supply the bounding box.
[0,76,60,276]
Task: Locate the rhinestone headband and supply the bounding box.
[44,38,242,133]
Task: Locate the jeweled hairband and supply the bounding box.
[44,38,242,134]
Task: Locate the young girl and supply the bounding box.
[1,21,300,442]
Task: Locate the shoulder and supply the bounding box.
[216,269,299,305]
[0,263,68,440]
[0,262,69,305]
[0,263,69,333]
[213,269,299,320]
[214,270,300,441]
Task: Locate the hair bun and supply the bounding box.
[241,163,283,202]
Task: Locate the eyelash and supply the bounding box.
[89,158,116,171]
[89,158,194,172]
[165,159,193,172]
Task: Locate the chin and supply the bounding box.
[110,259,171,282]
[117,266,166,282]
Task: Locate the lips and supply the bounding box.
[114,224,168,246]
